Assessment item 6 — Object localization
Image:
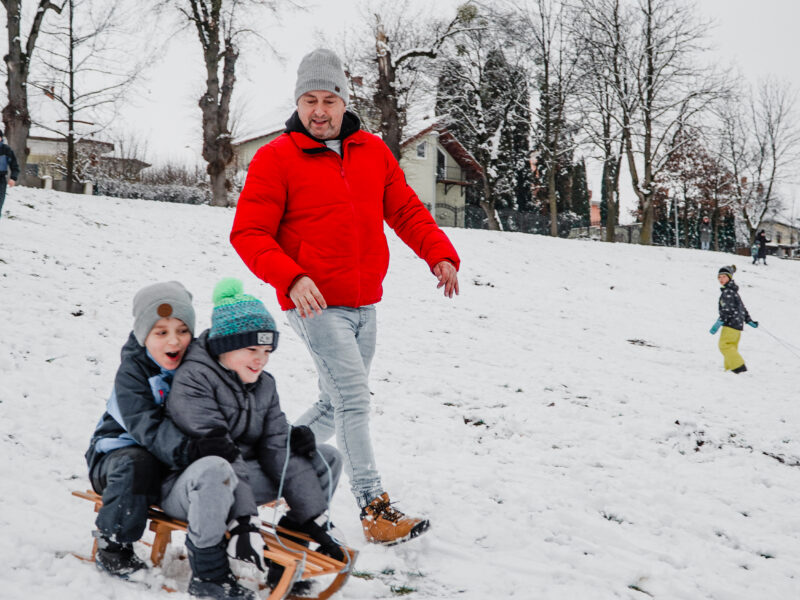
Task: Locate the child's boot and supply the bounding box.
[360,493,430,545]
[186,538,255,600]
[266,514,345,595]
[94,531,147,578]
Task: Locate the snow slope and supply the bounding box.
[1,187,799,599]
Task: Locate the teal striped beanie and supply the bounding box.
[207,278,279,356]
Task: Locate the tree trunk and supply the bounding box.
[480,175,501,231]
[375,26,401,160]
[603,160,617,242]
[66,0,75,184]
[682,196,690,248]
[548,164,558,237]
[193,2,237,208]
[639,197,654,245]
[637,0,655,246]
[2,0,61,186]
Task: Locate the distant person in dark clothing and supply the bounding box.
[699,216,712,250]
[755,230,769,265]
[0,130,19,219]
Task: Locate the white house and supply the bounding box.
[230,122,482,228]
[758,216,800,258]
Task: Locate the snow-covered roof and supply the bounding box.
[761,216,799,230]
[401,122,484,177]
[232,123,286,146]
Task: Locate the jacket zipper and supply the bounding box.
[339,140,361,305]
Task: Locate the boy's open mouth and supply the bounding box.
[166,351,179,359]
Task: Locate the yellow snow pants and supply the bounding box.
[718,326,745,371]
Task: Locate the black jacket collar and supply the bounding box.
[284,110,361,143]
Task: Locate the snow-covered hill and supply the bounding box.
[2,187,800,599]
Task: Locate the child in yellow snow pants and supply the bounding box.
[718,326,745,371]
[710,265,757,374]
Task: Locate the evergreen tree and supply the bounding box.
[435,43,531,228]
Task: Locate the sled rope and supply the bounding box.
[759,325,800,361]
[272,431,351,574]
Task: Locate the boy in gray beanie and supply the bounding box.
[85,281,238,580]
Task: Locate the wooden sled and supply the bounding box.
[72,490,358,600]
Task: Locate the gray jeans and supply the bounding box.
[288,306,383,508]
[161,445,342,548]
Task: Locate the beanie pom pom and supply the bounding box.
[213,277,244,305]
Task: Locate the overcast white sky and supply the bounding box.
[23,0,800,211]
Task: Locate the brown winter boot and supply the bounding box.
[360,493,430,545]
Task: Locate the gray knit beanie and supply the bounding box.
[294,48,349,105]
[132,281,195,345]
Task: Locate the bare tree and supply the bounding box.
[170,0,279,207]
[32,0,143,187]
[716,79,800,245]
[512,0,582,237]
[2,0,64,185]
[572,0,630,242]
[630,0,725,244]
[582,0,723,245]
[344,0,473,160]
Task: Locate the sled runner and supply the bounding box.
[72,489,358,600]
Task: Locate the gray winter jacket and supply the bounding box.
[162,330,326,519]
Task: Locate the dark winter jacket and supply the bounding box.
[162,330,327,519]
[85,332,195,475]
[0,142,20,181]
[756,232,769,258]
[699,221,712,243]
[230,110,460,311]
[718,280,752,331]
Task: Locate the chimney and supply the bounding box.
[590,197,601,227]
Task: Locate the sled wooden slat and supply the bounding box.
[72,489,357,600]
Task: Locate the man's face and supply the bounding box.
[297,91,346,140]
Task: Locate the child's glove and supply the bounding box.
[290,425,316,458]
[709,319,723,334]
[747,321,759,328]
[227,516,267,571]
[282,515,345,562]
[187,427,240,463]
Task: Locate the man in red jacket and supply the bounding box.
[230,48,459,546]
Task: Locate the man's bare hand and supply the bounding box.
[433,261,459,298]
[8,179,15,187]
[289,276,327,318]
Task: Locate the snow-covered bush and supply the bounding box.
[93,177,210,205]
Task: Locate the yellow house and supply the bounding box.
[399,124,482,228]
[231,122,482,228]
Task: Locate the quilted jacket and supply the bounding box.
[230,111,460,311]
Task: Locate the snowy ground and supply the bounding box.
[1,187,800,600]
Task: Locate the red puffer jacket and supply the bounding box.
[230,113,460,311]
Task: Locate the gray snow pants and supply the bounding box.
[161,445,342,548]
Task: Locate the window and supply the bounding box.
[776,231,782,244]
[416,141,427,159]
